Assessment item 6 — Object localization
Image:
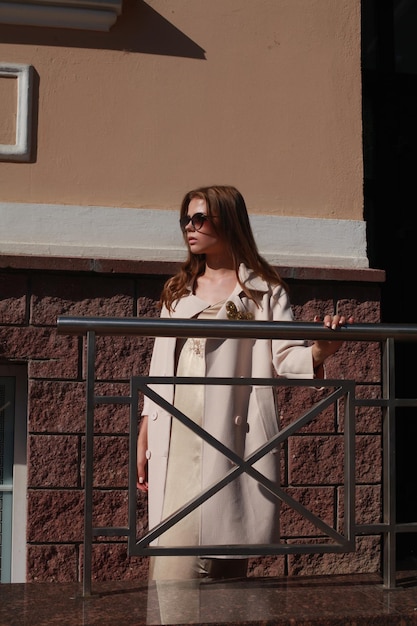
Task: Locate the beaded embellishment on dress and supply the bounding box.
[189,338,205,357]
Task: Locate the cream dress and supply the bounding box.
[150,302,220,580]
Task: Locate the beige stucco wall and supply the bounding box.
[0,74,17,144]
[0,0,362,220]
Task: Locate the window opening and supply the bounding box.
[0,377,15,583]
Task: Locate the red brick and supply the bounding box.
[281,487,335,537]
[278,385,337,433]
[287,535,381,575]
[31,275,135,325]
[289,435,345,484]
[338,384,383,434]
[137,276,165,317]
[89,335,154,380]
[337,297,381,324]
[28,352,79,379]
[87,543,149,582]
[337,485,382,529]
[28,380,85,432]
[0,326,78,363]
[84,436,129,488]
[92,490,129,529]
[27,490,84,542]
[247,556,286,577]
[28,434,80,488]
[27,544,78,582]
[0,273,28,324]
[356,434,382,483]
[94,383,131,433]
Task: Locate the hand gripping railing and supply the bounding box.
[57,317,417,595]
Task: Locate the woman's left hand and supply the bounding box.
[312,314,354,368]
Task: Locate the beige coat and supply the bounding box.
[142,264,316,548]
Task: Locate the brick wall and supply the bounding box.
[0,257,383,582]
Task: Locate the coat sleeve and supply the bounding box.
[270,286,316,379]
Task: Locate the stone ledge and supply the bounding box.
[0,255,385,283]
[0,254,386,283]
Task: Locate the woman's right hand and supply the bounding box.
[137,415,149,492]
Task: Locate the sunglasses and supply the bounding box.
[179,213,210,232]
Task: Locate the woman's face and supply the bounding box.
[182,197,226,258]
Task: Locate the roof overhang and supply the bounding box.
[0,0,123,31]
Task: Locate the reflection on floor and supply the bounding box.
[2,572,417,626]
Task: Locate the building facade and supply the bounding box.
[0,0,384,583]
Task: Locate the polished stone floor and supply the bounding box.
[2,571,417,626]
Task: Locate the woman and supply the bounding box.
[137,185,352,581]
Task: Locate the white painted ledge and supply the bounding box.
[0,202,369,269]
[0,0,123,31]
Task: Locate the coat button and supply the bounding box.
[150,411,158,421]
[234,415,242,426]
[246,423,250,433]
[145,449,151,460]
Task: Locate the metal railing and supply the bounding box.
[57,317,417,595]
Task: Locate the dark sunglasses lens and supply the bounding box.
[180,214,206,231]
[192,214,205,230]
[179,216,189,231]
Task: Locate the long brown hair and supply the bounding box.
[161,185,287,310]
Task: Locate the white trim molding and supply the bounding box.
[0,0,123,31]
[0,63,33,163]
[0,202,369,269]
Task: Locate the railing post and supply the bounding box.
[382,337,397,588]
[83,330,96,597]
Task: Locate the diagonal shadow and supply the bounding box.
[0,0,206,58]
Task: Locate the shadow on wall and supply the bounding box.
[0,0,206,59]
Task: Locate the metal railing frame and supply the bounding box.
[57,317,417,595]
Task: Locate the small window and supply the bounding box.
[0,367,27,582]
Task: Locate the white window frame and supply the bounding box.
[0,63,33,163]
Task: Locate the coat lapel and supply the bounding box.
[169,263,270,320]
[171,293,211,318]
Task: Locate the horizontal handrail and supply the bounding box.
[57,316,417,342]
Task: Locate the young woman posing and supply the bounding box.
[137,185,352,581]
